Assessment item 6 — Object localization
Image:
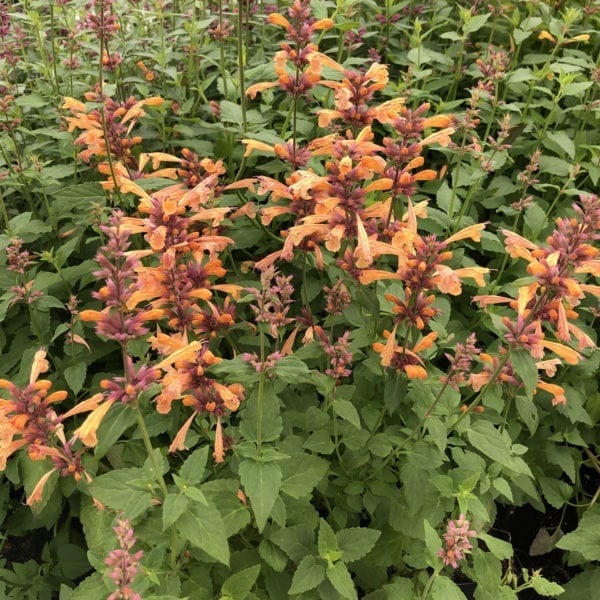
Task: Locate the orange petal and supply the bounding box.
[26,469,57,506]
[74,398,116,447]
[169,411,196,453]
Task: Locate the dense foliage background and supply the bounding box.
[0,0,599,598]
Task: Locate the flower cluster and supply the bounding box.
[105,518,144,600]
[472,193,600,405]
[437,514,477,569]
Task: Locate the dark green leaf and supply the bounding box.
[333,399,361,429]
[177,502,229,565]
[64,362,87,395]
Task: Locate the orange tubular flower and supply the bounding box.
[373,330,438,379]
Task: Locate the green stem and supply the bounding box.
[257,328,266,458]
[237,0,247,134]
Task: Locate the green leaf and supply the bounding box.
[466,421,532,477]
[239,383,282,444]
[543,131,575,160]
[539,156,571,177]
[423,520,441,565]
[220,564,261,600]
[88,469,153,520]
[64,362,87,395]
[337,528,381,563]
[280,453,328,499]
[162,494,188,531]
[15,93,48,108]
[259,538,288,572]
[318,519,339,560]
[176,502,230,565]
[530,574,564,596]
[431,575,468,599]
[94,403,137,459]
[516,395,539,435]
[20,455,58,514]
[179,446,209,485]
[70,573,109,600]
[273,356,311,382]
[556,505,600,560]
[270,524,315,562]
[478,532,513,560]
[539,477,572,509]
[220,100,244,126]
[239,460,282,532]
[327,562,357,600]
[463,13,490,34]
[333,399,361,429]
[510,348,538,399]
[288,556,325,595]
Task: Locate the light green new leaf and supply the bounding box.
[337,528,381,563]
[220,564,261,600]
[288,556,325,595]
[176,502,229,566]
[239,460,282,532]
[327,562,357,600]
[318,519,339,559]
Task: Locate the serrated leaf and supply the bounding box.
[431,575,468,599]
[510,348,538,399]
[544,131,575,160]
[94,402,137,458]
[88,469,152,520]
[259,538,288,572]
[424,520,441,564]
[176,502,229,565]
[318,519,339,559]
[327,562,357,600]
[530,574,564,596]
[239,460,282,532]
[337,528,381,563]
[333,399,361,429]
[478,532,513,560]
[64,362,86,395]
[556,506,600,560]
[162,494,188,531]
[270,524,315,563]
[280,453,328,499]
[239,384,282,444]
[179,446,209,484]
[220,100,244,126]
[221,564,261,600]
[463,13,490,34]
[289,556,325,595]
